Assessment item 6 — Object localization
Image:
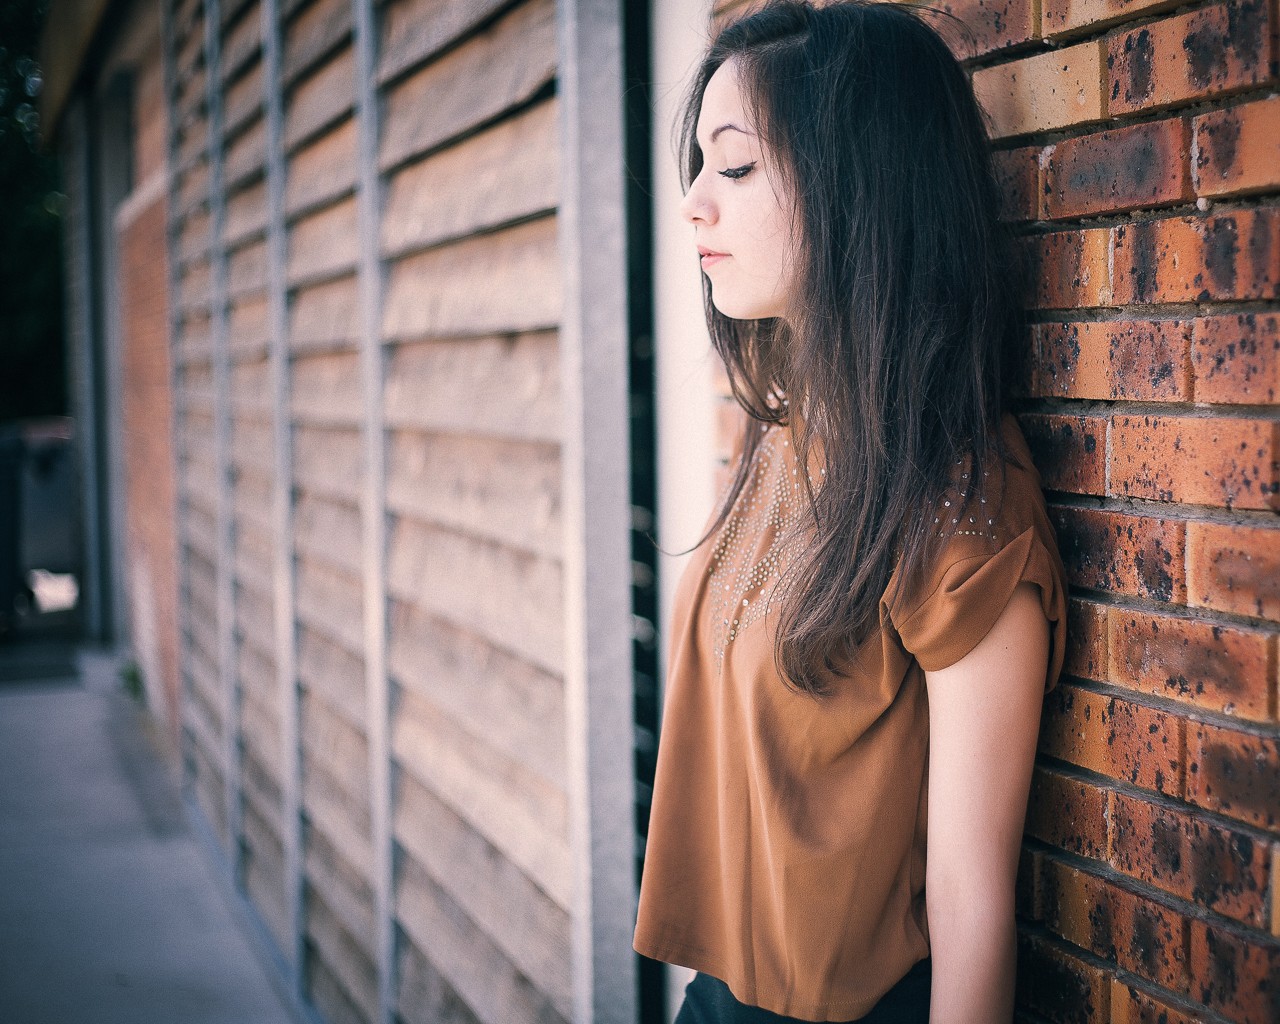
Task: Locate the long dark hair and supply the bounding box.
[675,0,1032,697]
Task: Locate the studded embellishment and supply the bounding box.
[706,425,814,669]
[934,452,1002,542]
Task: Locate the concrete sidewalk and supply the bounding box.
[0,643,301,1024]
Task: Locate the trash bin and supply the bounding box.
[0,425,24,634]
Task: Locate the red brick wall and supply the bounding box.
[711,1,1279,1020]
[119,189,182,756]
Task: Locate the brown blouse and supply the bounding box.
[632,411,1068,1021]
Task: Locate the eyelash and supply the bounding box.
[719,162,756,180]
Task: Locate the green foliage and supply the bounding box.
[120,658,145,702]
[0,0,67,425]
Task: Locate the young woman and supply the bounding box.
[632,2,1069,1022]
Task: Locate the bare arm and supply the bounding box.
[923,580,1049,1024]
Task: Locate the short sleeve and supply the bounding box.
[889,524,1068,695]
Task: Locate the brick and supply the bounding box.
[1044,0,1181,39]
[1049,504,1186,603]
[1016,845,1043,921]
[1186,520,1280,620]
[1033,319,1192,401]
[1110,792,1271,928]
[1025,226,1113,309]
[1111,208,1280,305]
[1065,597,1108,682]
[1027,766,1112,860]
[1192,312,1280,405]
[1188,918,1280,1023]
[1109,413,1280,511]
[930,0,1038,60]
[972,40,1107,139]
[1185,720,1280,831]
[1040,682,1185,796]
[1040,857,1189,993]
[1193,94,1280,200]
[1041,118,1191,220]
[1021,412,1107,494]
[1015,931,1112,1024]
[1109,981,1204,1024]
[993,144,1042,224]
[1108,603,1273,720]
[1107,0,1277,116]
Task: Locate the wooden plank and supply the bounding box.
[382,217,559,342]
[225,175,266,245]
[242,797,292,954]
[177,207,211,263]
[233,551,276,653]
[288,274,360,353]
[231,464,274,536]
[385,515,563,675]
[297,623,368,731]
[289,349,362,427]
[295,552,365,656]
[284,116,356,218]
[241,744,285,837]
[228,293,270,355]
[293,424,364,503]
[391,685,570,909]
[224,113,265,187]
[385,430,561,559]
[189,737,229,845]
[301,688,371,806]
[304,824,377,957]
[381,98,557,260]
[394,938,483,1024]
[302,757,374,873]
[306,945,369,1024]
[286,195,358,286]
[283,46,354,153]
[293,490,363,577]
[178,258,212,312]
[176,157,210,219]
[221,0,262,82]
[379,0,554,171]
[304,888,378,1023]
[378,0,512,85]
[223,57,263,137]
[282,0,351,86]
[393,770,572,1015]
[386,596,565,790]
[227,236,267,299]
[230,414,275,478]
[395,854,569,1024]
[229,351,270,414]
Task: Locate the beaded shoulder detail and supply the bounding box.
[705,424,820,670]
[931,452,1003,541]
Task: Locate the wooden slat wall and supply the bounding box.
[164,1,574,1022]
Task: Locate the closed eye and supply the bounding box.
[719,161,756,181]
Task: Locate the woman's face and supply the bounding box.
[680,58,798,321]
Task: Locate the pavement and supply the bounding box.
[0,635,302,1024]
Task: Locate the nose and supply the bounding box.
[679,172,716,226]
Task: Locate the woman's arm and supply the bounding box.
[923,580,1050,1024]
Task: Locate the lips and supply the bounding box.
[697,245,729,257]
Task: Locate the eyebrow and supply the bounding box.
[701,122,753,146]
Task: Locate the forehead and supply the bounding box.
[697,60,748,140]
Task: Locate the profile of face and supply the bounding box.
[680,58,799,321]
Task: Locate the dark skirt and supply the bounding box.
[673,957,931,1024]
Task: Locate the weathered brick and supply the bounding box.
[1016,845,1043,921]
[1186,519,1280,620]
[1033,319,1192,401]
[1041,118,1191,220]
[1048,504,1186,603]
[1065,597,1109,682]
[992,144,1042,223]
[1039,857,1189,993]
[1111,208,1280,305]
[1040,682,1185,797]
[1027,766,1112,860]
[1109,980,1204,1024]
[1025,226,1114,309]
[1044,0,1181,39]
[1188,918,1280,1023]
[1185,720,1280,831]
[1015,931,1112,1024]
[1193,94,1280,199]
[1110,792,1271,928]
[1107,0,1277,116]
[929,0,1038,60]
[972,40,1107,139]
[1109,413,1280,511]
[1021,412,1107,494]
[1108,603,1272,720]
[1191,312,1280,405]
